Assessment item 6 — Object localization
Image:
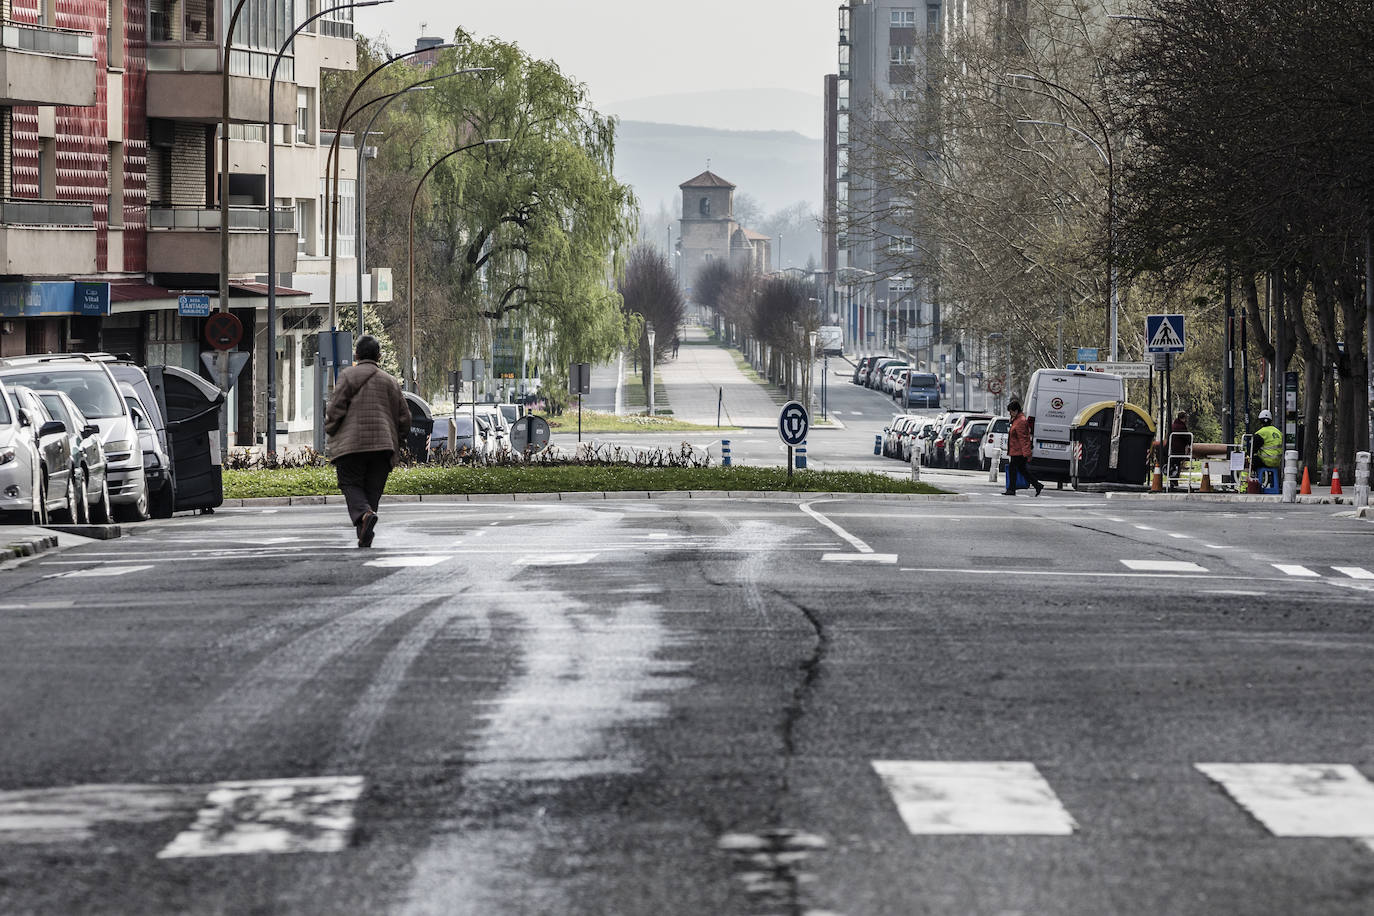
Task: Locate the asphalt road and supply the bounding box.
[2,488,1373,915]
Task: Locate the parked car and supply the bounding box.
[8,386,76,523]
[980,415,1011,471]
[882,414,920,458]
[867,357,903,389]
[37,390,111,524]
[120,384,173,518]
[924,414,957,467]
[879,362,910,394]
[0,381,69,524]
[854,355,890,386]
[952,419,990,470]
[0,355,147,521]
[897,371,941,408]
[944,413,993,468]
[905,418,938,462]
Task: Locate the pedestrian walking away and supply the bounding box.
[325,335,411,547]
[672,334,680,358]
[1003,399,1043,496]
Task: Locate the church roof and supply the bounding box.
[680,170,736,190]
[740,228,771,241]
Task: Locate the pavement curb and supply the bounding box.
[2,534,58,559]
[1105,492,1372,505]
[223,489,969,507]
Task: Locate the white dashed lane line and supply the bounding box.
[873,761,1076,836]
[1272,564,1320,577]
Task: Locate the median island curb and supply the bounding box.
[224,490,969,506]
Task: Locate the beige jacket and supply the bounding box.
[325,360,411,465]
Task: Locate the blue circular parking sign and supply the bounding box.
[778,400,810,448]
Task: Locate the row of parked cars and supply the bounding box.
[852,354,941,408]
[0,353,222,525]
[880,410,1011,471]
[409,395,524,459]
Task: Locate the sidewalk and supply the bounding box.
[654,327,781,428]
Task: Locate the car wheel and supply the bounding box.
[57,470,85,525]
[150,481,174,519]
[116,477,150,523]
[90,475,112,525]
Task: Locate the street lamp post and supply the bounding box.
[1010,72,1117,361]
[988,331,1011,412]
[264,0,389,455]
[407,139,511,393]
[647,325,656,415]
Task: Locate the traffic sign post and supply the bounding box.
[510,415,551,455]
[569,362,592,442]
[778,400,810,481]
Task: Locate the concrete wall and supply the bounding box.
[147,227,295,274]
[0,48,96,107]
[0,226,96,274]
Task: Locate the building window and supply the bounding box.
[108,142,124,227]
[891,8,917,27]
[699,196,711,217]
[890,236,915,253]
[319,179,356,258]
[296,89,311,144]
[890,45,915,64]
[296,199,312,254]
[927,3,942,34]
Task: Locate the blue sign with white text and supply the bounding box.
[1076,347,1099,361]
[178,294,212,318]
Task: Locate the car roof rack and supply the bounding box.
[0,353,99,366]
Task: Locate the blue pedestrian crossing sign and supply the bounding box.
[778,400,810,448]
[1146,314,1186,354]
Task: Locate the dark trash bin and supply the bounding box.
[148,365,225,512]
[1071,401,1156,486]
[403,392,435,462]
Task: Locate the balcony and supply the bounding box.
[146,44,295,123]
[147,206,296,274]
[0,199,96,275]
[0,21,96,106]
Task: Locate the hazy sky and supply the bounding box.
[353,1,836,108]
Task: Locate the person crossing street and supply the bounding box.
[325,335,411,547]
[1003,399,1043,497]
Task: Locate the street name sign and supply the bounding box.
[178,294,211,318]
[1064,361,1152,379]
[778,400,810,448]
[1146,314,1186,353]
[1076,347,1099,361]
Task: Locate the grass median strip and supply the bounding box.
[544,410,734,434]
[224,466,945,499]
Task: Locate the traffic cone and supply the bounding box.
[1151,464,1163,492]
[1200,462,1213,492]
[1300,466,1312,495]
[1330,466,1344,495]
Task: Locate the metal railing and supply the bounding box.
[1,21,94,58]
[149,206,295,232]
[0,198,94,227]
[146,42,295,82]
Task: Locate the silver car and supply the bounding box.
[37,390,111,524]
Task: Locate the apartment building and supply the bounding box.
[0,0,384,445]
[824,0,941,358]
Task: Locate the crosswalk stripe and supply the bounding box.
[1120,560,1207,573]
[1196,763,1374,840]
[157,776,365,859]
[872,761,1076,835]
[364,556,450,568]
[1333,566,1374,580]
[1272,564,1320,577]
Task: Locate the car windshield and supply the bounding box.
[1,368,123,418]
[909,374,938,388]
[0,388,11,425]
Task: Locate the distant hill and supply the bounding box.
[613,120,821,219]
[604,88,823,139]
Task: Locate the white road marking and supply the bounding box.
[365,556,450,568]
[1273,564,1320,578]
[1167,533,1193,539]
[1196,764,1374,848]
[903,567,1253,581]
[873,761,1076,835]
[1205,590,1268,597]
[513,553,598,566]
[1205,545,1234,550]
[799,501,873,554]
[0,600,76,610]
[1333,566,1374,580]
[1121,560,1208,573]
[0,784,191,844]
[822,553,898,564]
[48,565,153,578]
[157,776,365,858]
[1134,525,1156,531]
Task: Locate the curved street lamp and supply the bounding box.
[264,0,391,454]
[1007,72,1118,361]
[407,138,512,393]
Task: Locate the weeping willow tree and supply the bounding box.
[328,31,638,399]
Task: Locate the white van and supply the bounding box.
[1023,368,1125,480]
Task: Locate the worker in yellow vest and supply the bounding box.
[1250,410,1284,469]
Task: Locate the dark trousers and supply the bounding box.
[335,450,392,526]
[1008,454,1041,493]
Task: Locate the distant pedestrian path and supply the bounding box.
[656,326,780,428]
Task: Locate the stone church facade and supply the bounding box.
[677,171,771,298]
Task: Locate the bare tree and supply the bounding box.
[619,245,686,392]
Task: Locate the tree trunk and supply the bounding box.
[1287,271,1321,477]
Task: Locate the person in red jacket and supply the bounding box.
[1003,399,1043,496]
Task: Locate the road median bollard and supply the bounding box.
[874,434,882,456]
[1356,451,1370,508]
[912,446,921,482]
[796,444,807,470]
[987,450,999,483]
[722,439,732,467]
[1282,449,1300,503]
